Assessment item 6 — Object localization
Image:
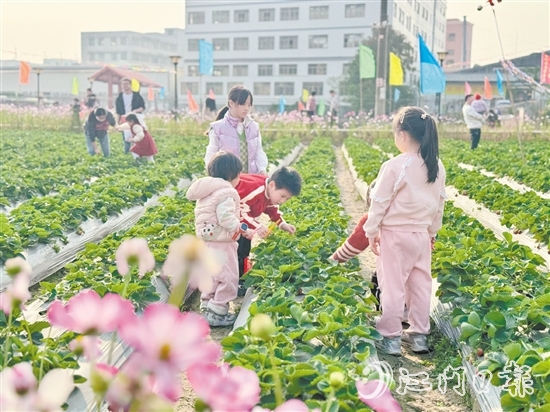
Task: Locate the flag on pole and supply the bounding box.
[297,101,305,111]
[208,88,216,99]
[394,88,401,103]
[359,45,376,79]
[483,77,493,99]
[279,95,286,114]
[71,77,79,96]
[187,89,199,112]
[418,35,445,94]
[199,40,213,75]
[19,61,31,84]
[317,98,326,116]
[131,79,140,92]
[147,87,155,101]
[389,52,404,86]
[301,88,309,103]
[496,70,504,96]
[540,52,550,84]
[464,81,472,95]
[159,87,166,100]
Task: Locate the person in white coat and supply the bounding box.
[462,94,485,149]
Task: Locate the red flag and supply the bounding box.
[483,77,493,99]
[208,88,216,100]
[464,81,472,95]
[297,101,305,111]
[19,61,31,84]
[147,87,154,101]
[187,89,199,112]
[541,52,550,85]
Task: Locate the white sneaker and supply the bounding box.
[203,309,237,327]
[402,332,429,353]
[375,336,402,356]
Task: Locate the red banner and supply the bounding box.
[541,53,550,85]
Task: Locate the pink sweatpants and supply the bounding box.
[376,229,432,338]
[201,241,239,315]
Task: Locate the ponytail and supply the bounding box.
[204,106,230,136]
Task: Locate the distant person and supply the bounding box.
[116,113,157,163]
[306,91,317,118]
[115,78,145,153]
[471,93,487,115]
[85,92,98,109]
[462,94,484,150]
[71,98,82,131]
[205,85,268,175]
[203,94,217,119]
[328,90,339,127]
[487,109,500,128]
[84,107,115,157]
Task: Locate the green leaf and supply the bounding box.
[484,311,506,328]
[460,322,480,340]
[502,231,512,243]
[468,311,481,327]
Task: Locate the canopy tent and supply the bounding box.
[88,66,162,108]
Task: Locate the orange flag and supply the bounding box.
[297,101,305,111]
[19,61,31,84]
[187,89,199,112]
[208,88,216,100]
[483,77,493,99]
[147,87,154,101]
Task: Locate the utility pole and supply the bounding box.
[374,0,389,117]
[462,16,468,69]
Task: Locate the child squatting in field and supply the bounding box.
[116,114,158,163]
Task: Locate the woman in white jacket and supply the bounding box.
[462,94,485,149]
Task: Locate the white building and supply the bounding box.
[183,0,447,111]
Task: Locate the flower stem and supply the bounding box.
[268,343,284,406]
[3,311,14,368]
[121,271,132,300]
[325,388,336,412]
[167,270,189,308]
[38,327,52,380]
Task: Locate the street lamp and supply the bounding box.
[435,51,448,119]
[169,55,181,117]
[35,68,42,109]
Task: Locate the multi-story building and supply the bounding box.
[445,18,474,72]
[183,0,447,110]
[81,28,185,69]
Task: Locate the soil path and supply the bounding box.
[333,146,472,412]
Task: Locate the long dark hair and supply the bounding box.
[393,106,439,183]
[205,85,254,135]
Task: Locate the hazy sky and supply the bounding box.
[1,0,549,66]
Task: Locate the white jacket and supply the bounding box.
[462,104,484,129]
[186,177,240,242]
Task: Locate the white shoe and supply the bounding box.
[402,332,429,353]
[375,336,402,356]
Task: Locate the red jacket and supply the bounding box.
[236,174,284,229]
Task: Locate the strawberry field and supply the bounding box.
[1,120,549,412]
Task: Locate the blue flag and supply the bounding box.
[199,40,213,75]
[496,69,504,96]
[418,35,446,94]
[394,88,401,103]
[159,87,166,100]
[279,95,286,114]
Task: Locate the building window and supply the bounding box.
[394,6,397,17]
[406,16,411,30]
[343,63,351,75]
[97,52,105,61]
[213,65,229,77]
[279,64,297,75]
[188,39,199,51]
[415,0,420,13]
[213,10,229,24]
[258,65,273,76]
[188,12,205,25]
[234,10,249,23]
[280,36,298,49]
[213,38,230,51]
[183,82,199,95]
[275,82,294,96]
[233,65,248,76]
[98,37,105,46]
[310,5,329,19]
[344,34,362,48]
[399,8,405,23]
[422,7,429,20]
[227,82,242,91]
[303,82,323,95]
[281,7,299,21]
[259,8,275,21]
[413,25,419,36]
[188,65,199,77]
[88,53,95,61]
[259,36,275,50]
[206,82,223,96]
[234,37,249,50]
[254,82,271,95]
[448,33,456,41]
[110,37,118,46]
[120,52,127,60]
[88,38,95,46]
[345,4,366,18]
[448,50,455,55]
[309,35,328,49]
[308,64,327,75]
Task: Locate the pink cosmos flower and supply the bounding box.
[0,362,74,412]
[115,238,155,277]
[69,335,102,361]
[187,363,261,412]
[0,272,31,315]
[356,379,402,412]
[47,289,135,335]
[118,303,221,388]
[90,363,119,398]
[252,399,321,412]
[162,235,223,292]
[4,257,32,278]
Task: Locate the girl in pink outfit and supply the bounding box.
[204,85,268,175]
[186,151,253,327]
[365,106,446,356]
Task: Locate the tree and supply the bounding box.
[340,26,416,113]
